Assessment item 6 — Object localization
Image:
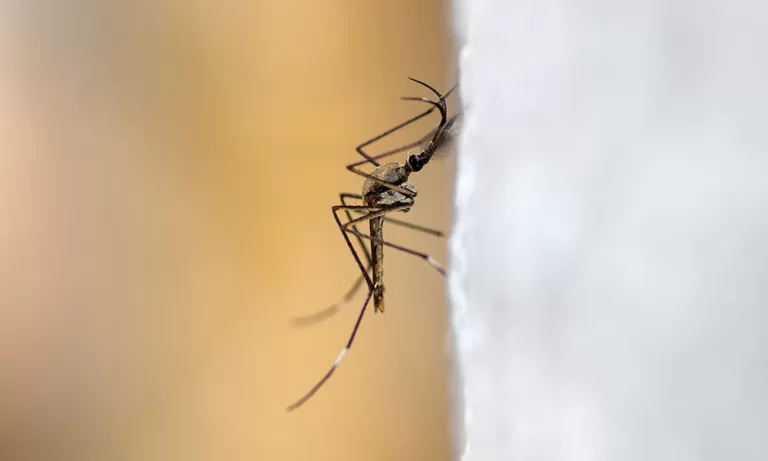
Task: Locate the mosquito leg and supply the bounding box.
[331,204,387,276]
[356,106,435,167]
[345,225,446,276]
[286,288,373,411]
[346,104,448,195]
[346,130,432,172]
[341,205,447,276]
[344,193,445,237]
[290,271,367,326]
[291,193,373,327]
[378,216,444,237]
[352,80,459,167]
[352,112,463,168]
[339,194,371,264]
[329,194,445,309]
[285,204,382,412]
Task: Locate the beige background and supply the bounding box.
[0,1,455,460]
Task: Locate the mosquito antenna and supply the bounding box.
[400,97,446,132]
[402,78,452,145]
[406,78,452,140]
[400,96,447,157]
[407,77,447,112]
[406,77,458,102]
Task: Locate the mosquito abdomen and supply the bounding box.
[370,216,385,313]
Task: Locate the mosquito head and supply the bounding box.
[406,153,427,172]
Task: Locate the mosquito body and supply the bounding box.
[287,78,459,411]
[292,93,460,326]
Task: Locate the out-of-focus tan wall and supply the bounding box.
[0,1,455,460]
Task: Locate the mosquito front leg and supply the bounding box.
[355,105,435,167]
[351,80,458,167]
[349,120,447,169]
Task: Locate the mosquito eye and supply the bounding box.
[407,155,424,172]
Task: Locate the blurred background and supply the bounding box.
[0,1,457,460]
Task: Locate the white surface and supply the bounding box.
[450,2,768,460]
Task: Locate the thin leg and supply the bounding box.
[286,288,373,411]
[291,193,373,327]
[344,193,445,237]
[285,204,382,411]
[340,193,372,266]
[345,99,445,196]
[356,106,435,167]
[345,228,445,276]
[341,205,447,276]
[399,97,447,155]
[353,80,459,167]
[349,100,446,188]
[349,127,435,170]
[374,215,444,237]
[291,271,368,326]
[345,83,458,195]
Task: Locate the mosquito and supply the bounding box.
[287,78,460,411]
[292,83,461,327]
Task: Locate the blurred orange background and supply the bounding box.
[0,1,456,460]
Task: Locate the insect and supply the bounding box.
[287,78,460,411]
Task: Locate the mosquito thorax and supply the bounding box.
[362,162,417,209]
[362,162,411,195]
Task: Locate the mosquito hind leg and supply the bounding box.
[343,193,445,238]
[286,204,383,411]
[341,205,447,276]
[286,286,374,411]
[290,271,367,326]
[291,193,374,326]
[345,226,446,276]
